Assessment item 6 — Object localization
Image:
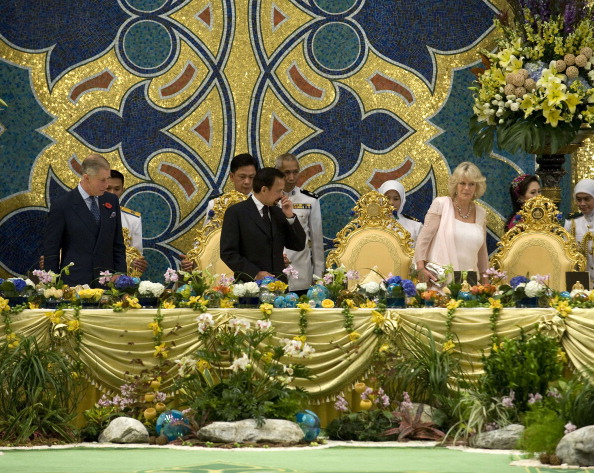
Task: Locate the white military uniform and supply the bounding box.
[565,213,594,283]
[283,186,324,291]
[121,206,143,253]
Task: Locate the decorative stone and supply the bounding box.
[470,424,524,449]
[197,419,304,444]
[98,416,149,444]
[556,425,594,467]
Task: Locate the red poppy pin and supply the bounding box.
[103,202,113,209]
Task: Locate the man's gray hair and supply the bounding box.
[274,152,299,170]
[81,153,110,176]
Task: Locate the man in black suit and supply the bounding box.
[220,167,306,282]
[43,153,127,286]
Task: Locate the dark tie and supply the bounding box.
[262,205,271,229]
[89,196,100,223]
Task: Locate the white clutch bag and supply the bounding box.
[425,262,446,287]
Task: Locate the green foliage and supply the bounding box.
[0,336,82,443]
[79,406,124,441]
[482,329,564,411]
[380,325,466,423]
[448,386,517,440]
[173,315,311,426]
[469,114,582,157]
[518,405,565,455]
[555,375,594,428]
[326,409,397,441]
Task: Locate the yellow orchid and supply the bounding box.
[0,297,10,312]
[360,299,376,308]
[321,299,335,308]
[259,303,273,316]
[67,320,80,332]
[148,321,162,335]
[261,351,274,363]
[557,349,568,364]
[297,302,312,312]
[153,343,169,358]
[112,301,123,308]
[344,299,356,309]
[196,359,211,372]
[219,298,234,308]
[370,310,385,325]
[488,298,503,309]
[28,302,39,309]
[349,331,361,342]
[293,335,307,342]
[555,300,572,318]
[162,300,176,309]
[446,299,461,311]
[127,297,142,309]
[443,340,456,352]
[492,343,499,352]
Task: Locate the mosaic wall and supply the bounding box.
[1,0,545,282]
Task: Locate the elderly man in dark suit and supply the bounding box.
[220,167,306,282]
[43,153,127,286]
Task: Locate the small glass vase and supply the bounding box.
[515,297,539,308]
[237,296,260,308]
[6,296,28,307]
[44,297,63,309]
[137,296,159,308]
[386,297,406,309]
[80,299,100,309]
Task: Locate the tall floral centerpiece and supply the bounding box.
[470,0,594,199]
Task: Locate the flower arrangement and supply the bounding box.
[231,281,260,297]
[319,265,359,300]
[0,277,34,299]
[470,0,594,156]
[171,313,312,425]
[384,275,417,299]
[138,281,165,298]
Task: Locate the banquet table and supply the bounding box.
[2,307,593,425]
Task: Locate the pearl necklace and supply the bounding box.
[454,198,472,219]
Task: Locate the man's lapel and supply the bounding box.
[71,188,99,232]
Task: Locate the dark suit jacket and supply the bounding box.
[43,187,127,286]
[220,197,306,281]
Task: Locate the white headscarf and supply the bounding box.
[377,180,406,217]
[574,179,594,199]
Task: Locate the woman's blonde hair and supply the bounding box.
[448,162,487,199]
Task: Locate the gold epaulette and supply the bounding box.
[121,206,141,217]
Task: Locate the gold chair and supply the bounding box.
[326,191,415,287]
[490,195,586,291]
[123,228,143,278]
[185,191,248,274]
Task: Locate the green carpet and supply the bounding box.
[0,446,587,473]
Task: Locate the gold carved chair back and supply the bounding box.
[490,194,585,291]
[123,227,142,278]
[186,191,248,274]
[326,191,415,287]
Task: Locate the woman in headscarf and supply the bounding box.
[377,180,423,244]
[505,174,541,230]
[564,178,594,282]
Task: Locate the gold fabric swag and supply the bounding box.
[3,308,594,397]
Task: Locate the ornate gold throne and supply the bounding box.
[490,194,586,291]
[185,191,248,274]
[325,191,415,287]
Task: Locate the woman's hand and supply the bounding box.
[419,267,437,284]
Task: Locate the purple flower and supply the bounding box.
[98,270,112,286]
[360,387,373,401]
[346,270,359,280]
[532,274,549,284]
[510,276,529,288]
[283,265,299,279]
[400,391,413,411]
[564,422,577,434]
[323,273,334,285]
[547,388,562,399]
[334,395,349,412]
[33,269,53,285]
[386,275,402,286]
[501,390,515,408]
[155,391,167,402]
[115,275,136,290]
[402,279,417,297]
[164,268,179,284]
[528,393,543,404]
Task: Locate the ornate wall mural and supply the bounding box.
[0,0,537,282]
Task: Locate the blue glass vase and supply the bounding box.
[386,297,406,308]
